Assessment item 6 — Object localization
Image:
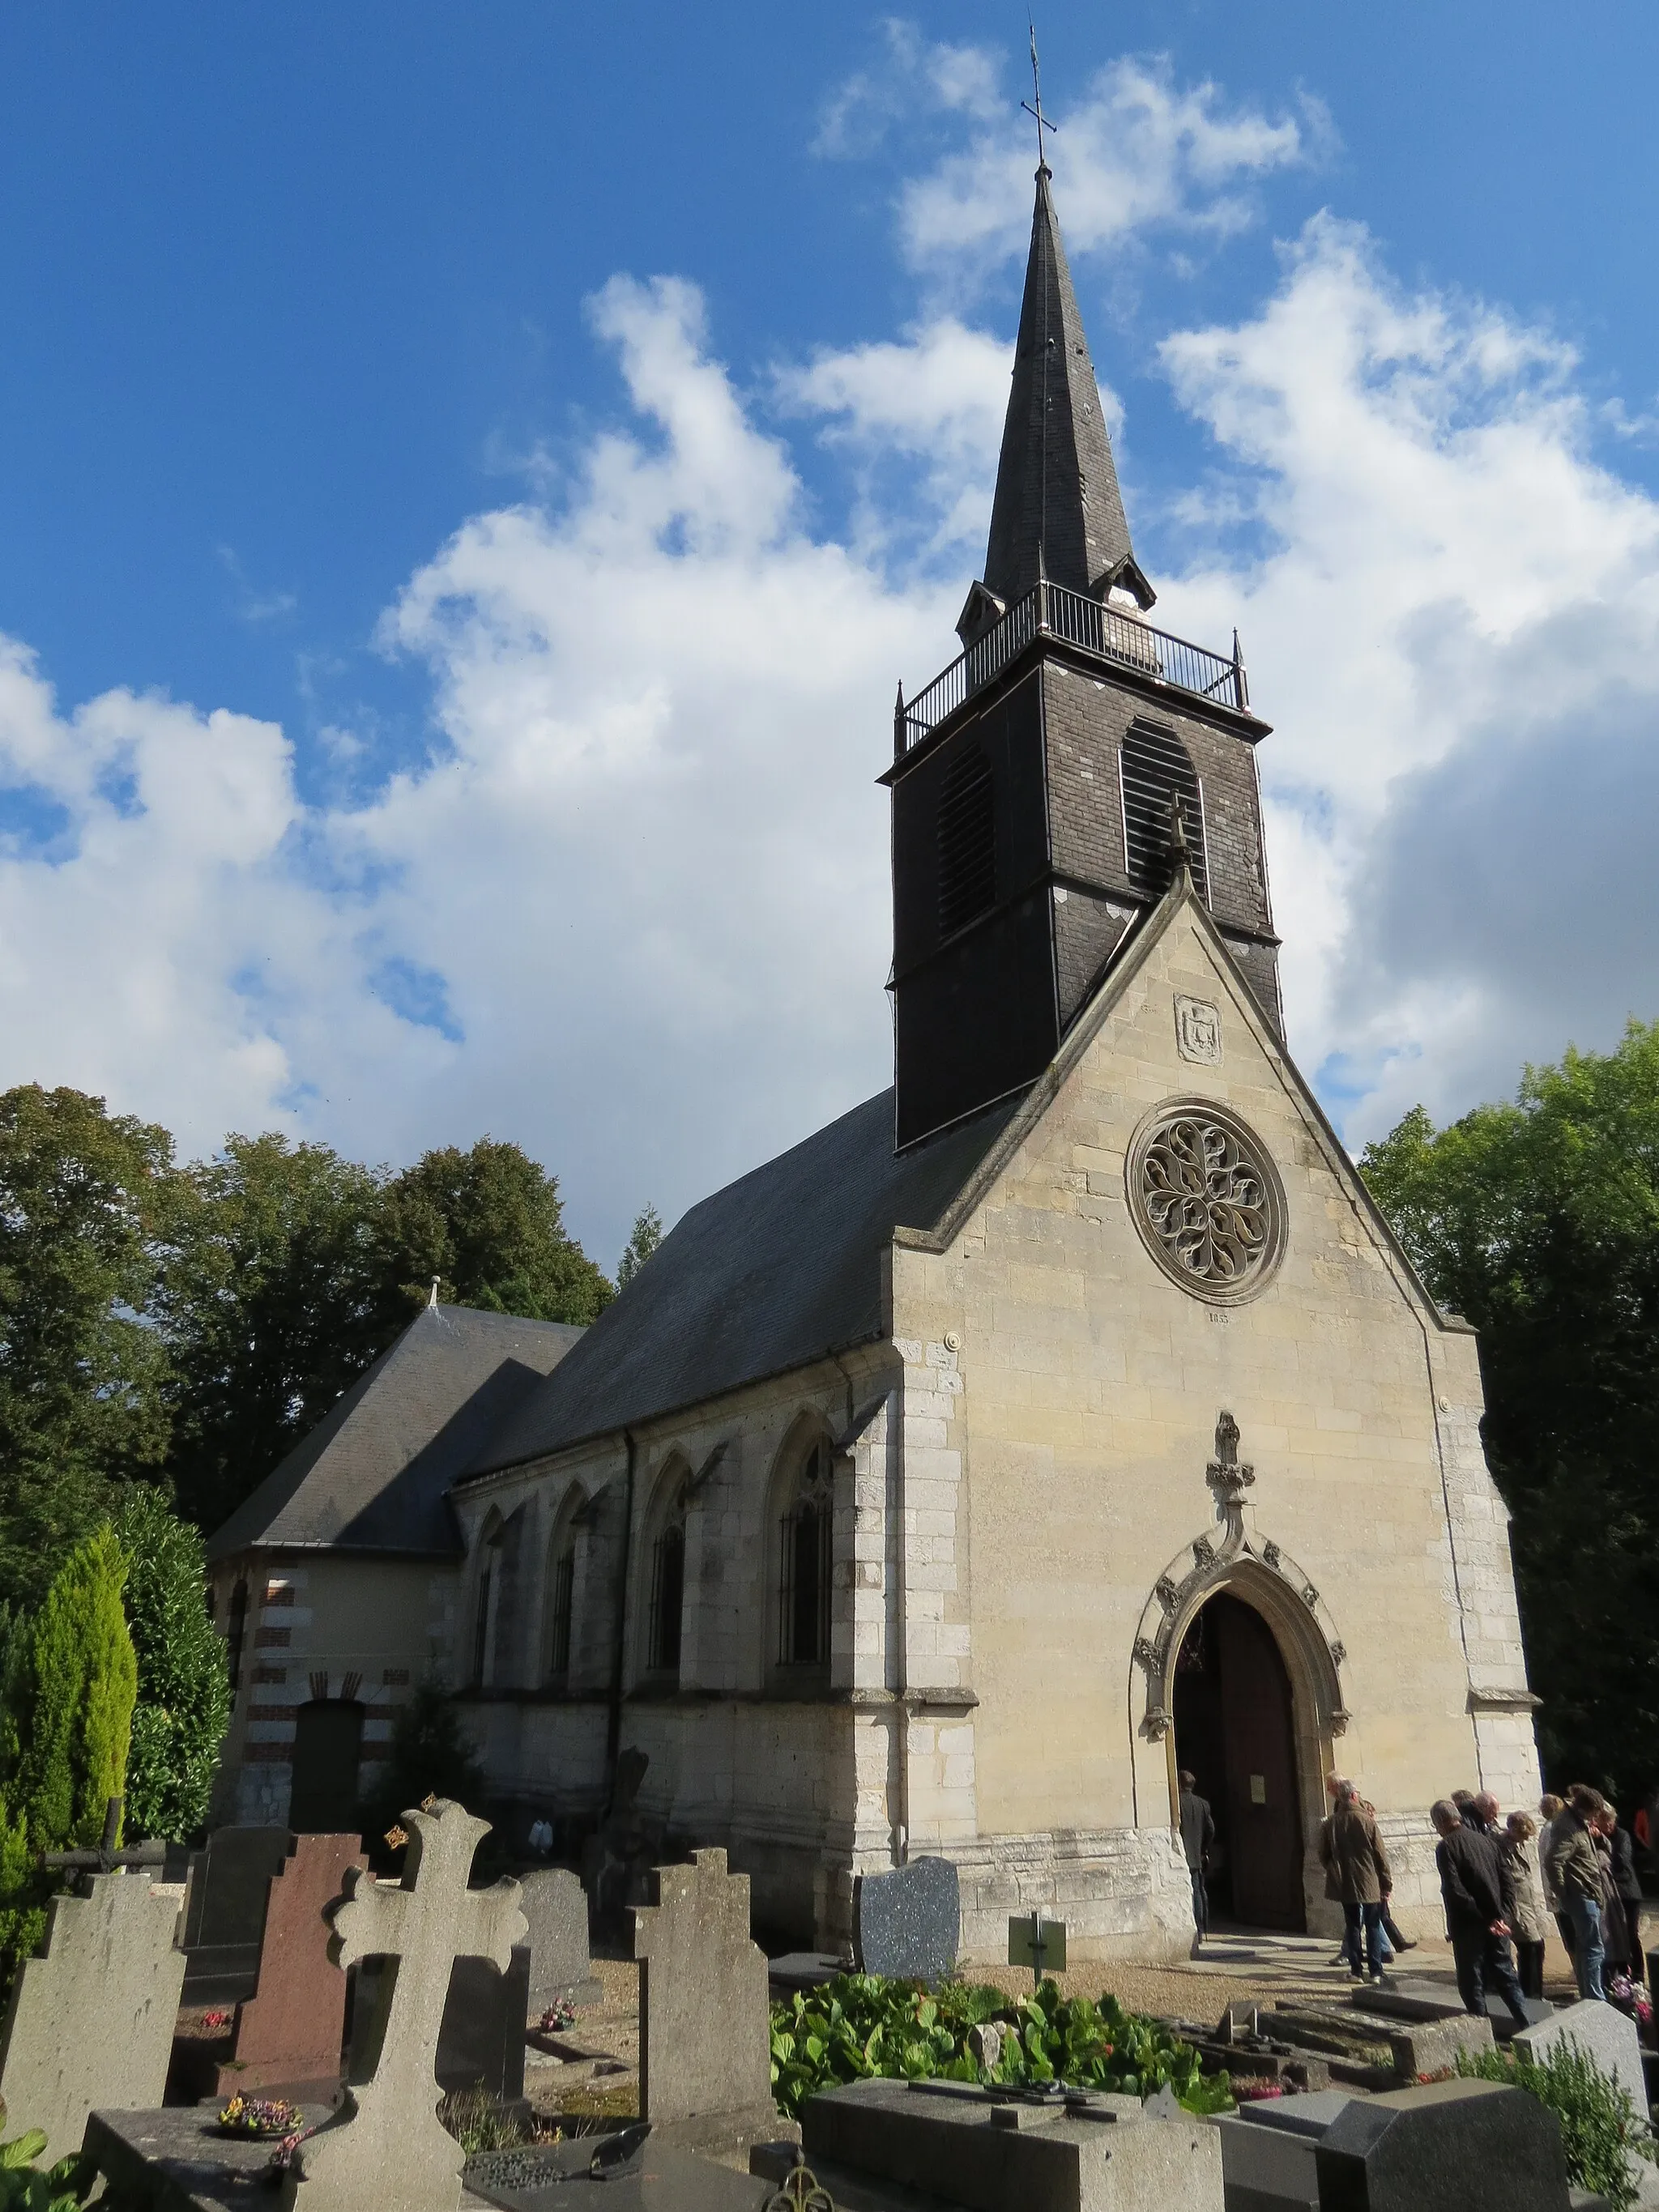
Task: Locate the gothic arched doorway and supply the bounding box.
[1173,1592,1304,1930]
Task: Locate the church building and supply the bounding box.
[207,166,1542,1958]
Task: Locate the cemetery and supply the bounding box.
[0,1786,1649,2212]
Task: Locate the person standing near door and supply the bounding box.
[1543,1784,1609,2002]
[1322,1780,1392,1983]
[1178,1768,1216,1956]
[1431,1797,1531,2028]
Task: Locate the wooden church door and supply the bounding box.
[1173,1592,1304,1930]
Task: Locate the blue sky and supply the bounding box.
[3,5,1659,1268]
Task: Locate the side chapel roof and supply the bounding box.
[206,1302,583,1562]
[469,1089,1024,1474]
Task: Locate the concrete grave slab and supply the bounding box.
[518,1869,601,2014]
[0,1869,186,2164]
[437,1946,531,2099]
[1314,2078,1574,2212]
[853,1857,959,1988]
[800,2077,1223,2212]
[634,1848,776,2159]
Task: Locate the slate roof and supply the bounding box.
[206,1303,584,1562]
[471,1087,1024,1473]
[982,168,1141,610]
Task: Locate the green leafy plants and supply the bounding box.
[113,1487,230,1842]
[768,1975,1230,2122]
[1456,2039,1657,2211]
[0,2095,95,2212]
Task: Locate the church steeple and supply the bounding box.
[962,168,1152,646]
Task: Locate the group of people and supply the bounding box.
[1176,1765,1648,2023]
[1323,1775,1647,2023]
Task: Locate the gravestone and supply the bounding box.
[436,1946,531,2099]
[852,1856,959,1986]
[633,1848,775,2158]
[518,1868,601,2013]
[180,1826,293,2005]
[798,2076,1224,2212]
[1514,1997,1646,2109]
[0,1869,186,2163]
[1314,2078,1574,2212]
[1215,2091,1355,2212]
[214,1833,366,2101]
[282,1799,525,2212]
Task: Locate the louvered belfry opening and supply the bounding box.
[1120,723,1208,901]
[937,744,996,937]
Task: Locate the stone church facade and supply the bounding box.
[207,166,1541,1959]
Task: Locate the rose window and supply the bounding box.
[1128,1102,1285,1302]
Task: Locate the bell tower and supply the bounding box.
[885,164,1281,1151]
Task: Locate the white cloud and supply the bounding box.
[899,56,1315,283]
[6,78,1659,1274]
[1152,216,1659,1137]
[0,279,952,1263]
[816,22,1001,160]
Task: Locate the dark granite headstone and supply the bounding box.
[179,1827,293,2005]
[852,1856,958,1986]
[1314,2078,1574,2212]
[437,1942,531,2099]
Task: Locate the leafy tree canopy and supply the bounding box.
[616,1203,663,1289]
[0,1088,173,1607]
[1360,1020,1659,1798]
[380,1139,612,1328]
[157,1134,390,1532]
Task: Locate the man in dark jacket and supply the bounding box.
[1178,1770,1216,1954]
[1321,1781,1392,1982]
[1431,1797,1530,2028]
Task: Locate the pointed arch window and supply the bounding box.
[938,745,996,938]
[544,1486,585,1685]
[777,1435,834,1669]
[471,1511,505,1688]
[643,1469,689,1681]
[1120,724,1208,901]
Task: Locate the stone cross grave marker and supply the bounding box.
[854,1856,959,1987]
[0,1869,187,2164]
[215,1833,366,2101]
[633,1848,774,2155]
[283,1801,524,2212]
[519,1867,601,2013]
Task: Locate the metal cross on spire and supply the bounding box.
[1022,19,1057,173]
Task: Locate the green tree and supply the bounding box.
[378,1139,612,1326]
[0,1528,138,1973]
[0,1087,173,1608]
[1360,1020,1659,1796]
[113,1487,231,1841]
[157,1134,390,1532]
[616,1204,663,1289]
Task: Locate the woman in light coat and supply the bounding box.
[1503,1811,1549,2000]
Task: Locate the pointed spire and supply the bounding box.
[973,168,1151,631]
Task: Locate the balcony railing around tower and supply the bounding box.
[896,578,1249,755]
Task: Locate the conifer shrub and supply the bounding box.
[0,1528,137,1980]
[113,1487,231,1841]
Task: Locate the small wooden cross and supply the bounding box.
[284,1800,525,2212]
